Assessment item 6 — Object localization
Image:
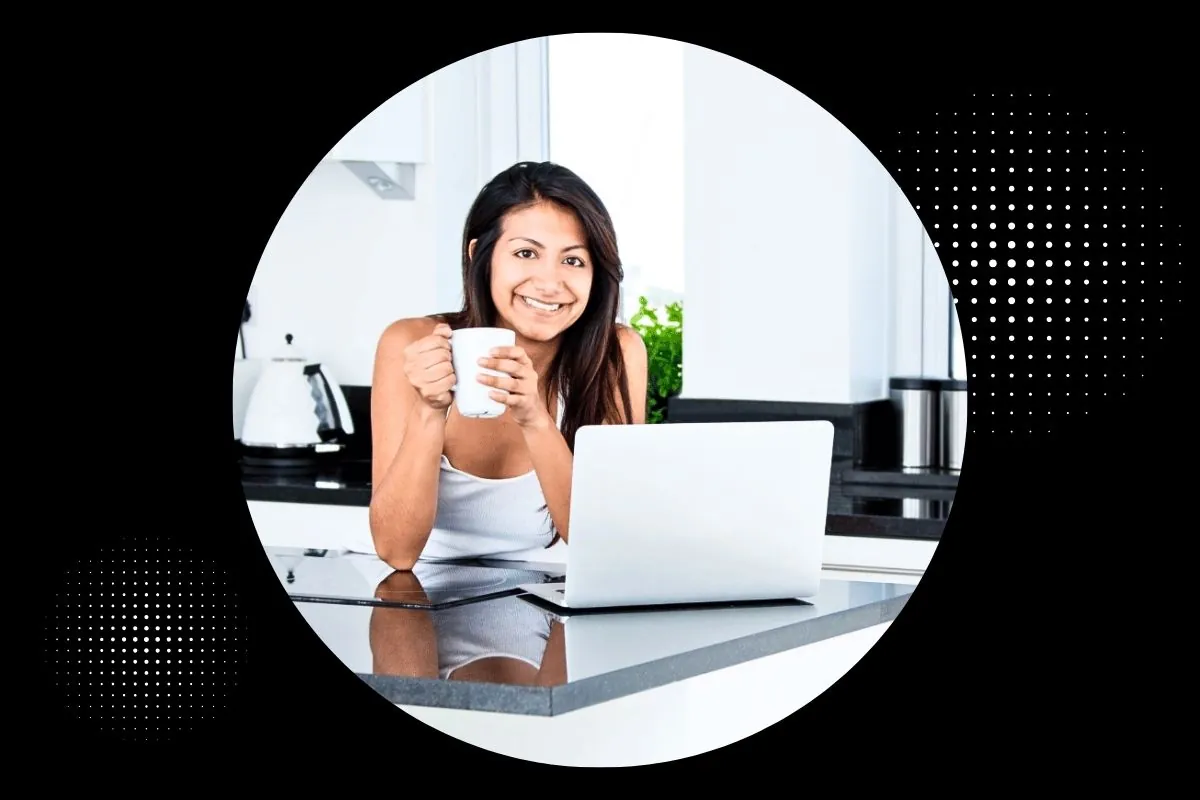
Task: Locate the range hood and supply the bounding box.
[325,83,426,201]
[334,161,416,201]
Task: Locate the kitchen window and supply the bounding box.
[535,34,961,381]
[545,33,686,324]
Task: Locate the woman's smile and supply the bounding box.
[484,200,595,340]
[517,294,570,316]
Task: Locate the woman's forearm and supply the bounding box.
[522,417,576,543]
[369,572,438,677]
[369,403,447,569]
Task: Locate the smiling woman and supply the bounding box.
[367,161,649,571]
[475,201,596,353]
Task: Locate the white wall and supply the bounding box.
[240,41,548,388]
[243,159,437,386]
[679,44,946,405]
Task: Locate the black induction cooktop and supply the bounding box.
[266,548,563,610]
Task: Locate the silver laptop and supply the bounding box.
[519,419,834,610]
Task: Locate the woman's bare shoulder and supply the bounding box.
[378,316,443,351]
[614,323,648,361]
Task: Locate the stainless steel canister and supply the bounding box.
[940,378,968,472]
[889,377,941,470]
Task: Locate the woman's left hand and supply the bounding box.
[476,346,553,430]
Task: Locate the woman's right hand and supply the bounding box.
[402,323,456,411]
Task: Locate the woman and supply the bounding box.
[369,161,649,570]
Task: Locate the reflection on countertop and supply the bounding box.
[272,547,914,716]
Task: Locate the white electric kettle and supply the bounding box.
[239,333,356,457]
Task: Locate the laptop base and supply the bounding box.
[517,581,812,616]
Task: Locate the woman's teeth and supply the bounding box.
[522,296,562,312]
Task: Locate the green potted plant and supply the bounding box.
[628,295,683,424]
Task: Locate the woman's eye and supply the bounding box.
[564,256,585,267]
[515,249,537,259]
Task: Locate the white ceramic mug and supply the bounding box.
[450,327,517,418]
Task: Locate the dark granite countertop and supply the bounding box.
[269,546,914,716]
[840,466,960,490]
[240,455,953,541]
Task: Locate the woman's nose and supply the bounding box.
[529,259,562,286]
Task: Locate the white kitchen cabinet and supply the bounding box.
[822,534,936,578]
[245,500,935,580]
[246,500,373,554]
[325,81,427,165]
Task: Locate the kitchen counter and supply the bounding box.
[270,547,914,717]
[240,456,952,540]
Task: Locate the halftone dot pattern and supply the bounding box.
[42,536,248,743]
[877,91,1184,437]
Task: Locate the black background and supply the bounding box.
[18,26,1190,774]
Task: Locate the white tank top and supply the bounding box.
[417,394,565,562]
[432,594,556,680]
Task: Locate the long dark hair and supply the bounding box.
[437,161,634,452]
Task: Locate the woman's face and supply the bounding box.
[480,201,595,343]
